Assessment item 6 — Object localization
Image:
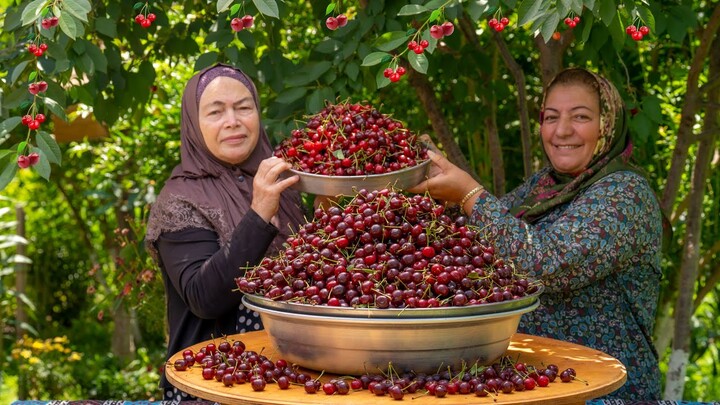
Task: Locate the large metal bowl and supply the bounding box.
[243,296,539,375]
[284,159,430,196]
[243,284,543,319]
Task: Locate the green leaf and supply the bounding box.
[398,4,429,16]
[0,150,14,161]
[539,13,561,43]
[428,9,441,22]
[29,71,38,81]
[580,13,595,43]
[0,156,19,191]
[36,131,62,165]
[326,3,336,15]
[253,0,279,19]
[94,17,117,38]
[10,61,30,86]
[59,13,84,39]
[314,39,343,54]
[465,1,493,21]
[133,2,144,10]
[83,41,108,73]
[597,0,616,26]
[634,4,655,31]
[0,118,22,136]
[41,97,68,121]
[374,31,411,52]
[217,0,234,13]
[230,4,241,16]
[375,67,391,90]
[306,88,335,114]
[344,62,360,82]
[284,62,332,86]
[408,52,428,74]
[21,0,47,26]
[195,52,219,71]
[62,0,91,22]
[275,87,307,104]
[641,95,663,123]
[332,149,345,159]
[29,146,51,180]
[608,11,624,49]
[571,0,585,15]
[518,0,545,26]
[17,142,28,155]
[361,51,392,67]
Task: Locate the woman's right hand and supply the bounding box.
[407,149,480,205]
[250,156,299,223]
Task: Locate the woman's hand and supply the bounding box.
[408,149,480,205]
[251,156,300,222]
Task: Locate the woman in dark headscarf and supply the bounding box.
[145,63,306,400]
[410,68,669,400]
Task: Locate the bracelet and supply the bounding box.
[459,186,483,207]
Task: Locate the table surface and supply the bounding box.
[166,331,626,405]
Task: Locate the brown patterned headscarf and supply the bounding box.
[145,63,305,258]
[509,68,638,223]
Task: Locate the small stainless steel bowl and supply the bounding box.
[243,296,539,375]
[283,159,430,196]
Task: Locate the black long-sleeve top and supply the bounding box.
[155,209,277,389]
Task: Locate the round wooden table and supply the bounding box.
[166,331,626,405]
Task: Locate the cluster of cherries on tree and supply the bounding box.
[325,14,349,30]
[236,188,539,309]
[231,15,255,32]
[173,338,582,399]
[40,16,59,30]
[488,17,511,32]
[564,16,581,28]
[626,24,651,41]
[273,102,429,176]
[134,12,156,28]
[17,81,50,169]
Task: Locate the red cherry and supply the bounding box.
[28,153,40,166]
[383,67,393,78]
[37,81,48,92]
[421,246,435,258]
[639,25,650,35]
[135,14,145,24]
[28,83,40,95]
[494,23,505,32]
[27,44,38,53]
[552,31,562,40]
[389,72,400,82]
[27,120,40,130]
[50,16,59,26]
[574,16,581,23]
[41,18,53,29]
[396,66,406,76]
[488,18,498,28]
[147,13,156,22]
[564,17,572,26]
[39,43,48,51]
[631,31,644,41]
[626,25,637,34]
[242,14,254,28]
[21,115,33,126]
[500,17,509,26]
[442,21,455,36]
[230,17,243,32]
[34,49,44,57]
[568,20,576,28]
[407,40,417,50]
[17,155,30,169]
[429,24,444,39]
[419,39,429,48]
[413,45,424,54]
[325,16,339,30]
[536,374,550,387]
[141,18,152,28]
[337,14,348,27]
[35,113,46,123]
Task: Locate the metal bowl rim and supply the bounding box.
[243,296,539,324]
[242,284,543,319]
[288,158,430,180]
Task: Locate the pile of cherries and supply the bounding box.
[273,102,428,176]
[236,189,539,308]
[173,337,583,399]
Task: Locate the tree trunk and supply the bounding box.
[664,30,720,400]
[111,304,137,363]
[14,205,28,337]
[660,5,720,215]
[492,32,532,179]
[407,69,477,178]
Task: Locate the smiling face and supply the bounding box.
[198,76,260,165]
[540,83,601,175]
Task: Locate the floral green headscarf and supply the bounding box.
[509,68,639,222]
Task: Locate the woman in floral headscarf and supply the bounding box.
[410,68,669,399]
[145,64,307,400]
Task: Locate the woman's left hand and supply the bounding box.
[251,156,299,222]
